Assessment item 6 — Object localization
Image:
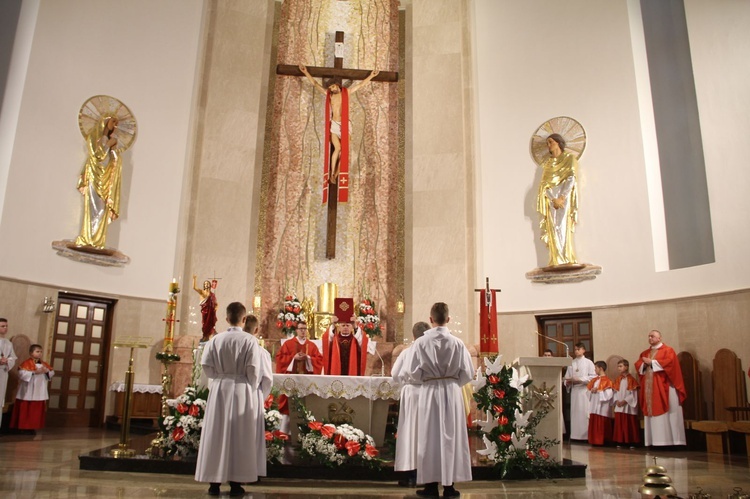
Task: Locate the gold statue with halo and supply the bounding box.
[75,95,137,249]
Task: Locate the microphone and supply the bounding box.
[535,331,570,358]
[372,347,385,377]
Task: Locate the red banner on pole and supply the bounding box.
[479,289,499,355]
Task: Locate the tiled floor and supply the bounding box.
[0,428,748,498]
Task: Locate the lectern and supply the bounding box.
[514,357,571,462]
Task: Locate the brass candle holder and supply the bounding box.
[146,281,182,457]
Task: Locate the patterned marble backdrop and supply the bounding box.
[256,0,402,340]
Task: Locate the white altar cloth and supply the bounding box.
[273,373,399,400]
[273,374,399,445]
[109,382,163,394]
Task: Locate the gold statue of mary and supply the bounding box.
[531,117,586,268]
[75,96,137,249]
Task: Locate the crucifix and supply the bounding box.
[277,31,398,259]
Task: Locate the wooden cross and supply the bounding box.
[277,31,398,259]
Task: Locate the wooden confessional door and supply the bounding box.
[47,295,114,427]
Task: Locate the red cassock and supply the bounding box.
[275,338,322,414]
[635,344,687,417]
[322,329,368,376]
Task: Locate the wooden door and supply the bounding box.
[47,295,114,427]
[536,313,593,360]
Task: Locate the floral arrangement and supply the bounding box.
[276,292,304,338]
[264,392,289,463]
[158,385,208,458]
[472,355,560,478]
[293,396,381,469]
[356,297,382,339]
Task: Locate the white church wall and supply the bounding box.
[0,0,204,300]
[472,0,750,313]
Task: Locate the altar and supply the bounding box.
[273,374,400,446]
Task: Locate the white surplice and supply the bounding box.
[195,327,273,484]
[564,356,596,440]
[0,338,18,427]
[16,365,54,400]
[406,326,474,486]
[586,377,614,418]
[613,377,638,416]
[391,346,420,471]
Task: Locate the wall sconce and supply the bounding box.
[42,296,56,314]
[253,295,262,310]
[396,298,405,314]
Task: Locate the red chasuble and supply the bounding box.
[323,87,349,204]
[275,338,322,415]
[635,344,687,417]
[322,328,368,376]
[275,338,323,375]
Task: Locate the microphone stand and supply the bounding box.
[535,331,570,358]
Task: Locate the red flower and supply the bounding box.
[364,299,371,306]
[365,323,374,330]
[494,389,505,399]
[172,427,185,442]
[526,450,535,459]
[264,394,274,410]
[285,306,293,312]
[293,306,300,313]
[320,425,336,439]
[308,421,323,431]
[188,404,200,417]
[285,320,294,328]
[333,433,348,450]
[492,405,504,414]
[273,430,289,441]
[488,375,500,385]
[285,295,293,301]
[276,321,283,329]
[499,433,511,442]
[176,403,188,414]
[365,444,379,457]
[498,415,509,425]
[265,431,273,441]
[539,449,549,459]
[345,440,361,456]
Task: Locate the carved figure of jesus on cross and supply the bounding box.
[277,31,398,259]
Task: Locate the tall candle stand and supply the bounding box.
[156,279,181,416]
[111,336,150,458]
[146,280,181,457]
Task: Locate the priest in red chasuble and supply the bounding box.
[276,321,323,375]
[322,298,369,376]
[275,320,322,415]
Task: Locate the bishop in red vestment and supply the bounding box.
[322,298,369,376]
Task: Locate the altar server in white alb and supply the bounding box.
[195,302,273,497]
[563,342,596,441]
[391,321,431,488]
[406,303,474,499]
[0,318,18,428]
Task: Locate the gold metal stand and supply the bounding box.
[111,337,150,458]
